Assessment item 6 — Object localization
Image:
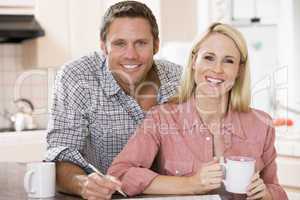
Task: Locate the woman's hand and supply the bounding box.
[188,159,223,194]
[246,172,271,200]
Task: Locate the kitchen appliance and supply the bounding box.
[0,14,45,43]
[10,98,37,131]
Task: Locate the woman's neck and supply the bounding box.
[195,89,229,127]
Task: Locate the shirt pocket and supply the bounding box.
[163,160,194,176]
[230,137,263,157]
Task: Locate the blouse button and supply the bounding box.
[206,137,211,141]
[175,170,180,175]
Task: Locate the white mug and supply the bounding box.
[222,156,255,194]
[24,162,56,198]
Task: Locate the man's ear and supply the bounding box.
[100,40,108,55]
[153,39,160,55]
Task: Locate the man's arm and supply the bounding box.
[56,161,87,196]
[46,65,121,199]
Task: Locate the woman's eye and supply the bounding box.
[225,59,234,64]
[204,55,215,61]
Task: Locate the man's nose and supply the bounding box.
[124,44,138,59]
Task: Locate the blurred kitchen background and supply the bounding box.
[0,0,300,198]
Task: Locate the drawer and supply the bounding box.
[277,156,300,188]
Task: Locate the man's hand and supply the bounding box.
[56,162,122,200]
[80,173,122,200]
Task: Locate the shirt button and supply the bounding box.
[206,137,211,141]
[175,170,180,175]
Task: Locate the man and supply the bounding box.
[46,1,182,200]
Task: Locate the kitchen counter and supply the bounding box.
[0,130,47,162]
[0,162,224,200]
[0,129,299,197]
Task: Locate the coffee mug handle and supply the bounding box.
[24,170,35,194]
[220,162,227,187]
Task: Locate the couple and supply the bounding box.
[46,1,287,200]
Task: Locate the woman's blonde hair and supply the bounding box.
[172,22,251,112]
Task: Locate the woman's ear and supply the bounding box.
[191,55,197,70]
[192,62,196,70]
[236,63,245,79]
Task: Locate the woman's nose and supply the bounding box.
[213,62,224,73]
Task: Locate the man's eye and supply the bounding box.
[136,41,147,46]
[113,42,126,47]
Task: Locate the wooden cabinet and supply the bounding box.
[22,0,102,68]
[277,156,300,198]
[22,0,71,67]
[277,156,300,188]
[231,0,279,24]
[67,0,102,59]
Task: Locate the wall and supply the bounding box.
[293,0,300,105]
[0,0,163,129]
[0,44,52,129]
[160,0,197,44]
[1,0,299,129]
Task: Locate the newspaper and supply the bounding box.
[117,195,221,200]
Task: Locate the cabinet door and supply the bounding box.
[232,0,279,24]
[23,0,71,68]
[0,131,47,162]
[277,156,300,188]
[68,0,102,59]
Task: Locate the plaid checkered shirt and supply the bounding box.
[45,52,182,173]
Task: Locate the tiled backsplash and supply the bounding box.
[0,44,55,129]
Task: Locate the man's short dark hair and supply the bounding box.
[100,1,159,42]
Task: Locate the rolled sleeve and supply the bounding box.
[261,122,288,199]
[45,146,89,170]
[267,183,288,200]
[121,168,159,196]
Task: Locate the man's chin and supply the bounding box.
[116,78,142,92]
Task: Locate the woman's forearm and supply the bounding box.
[143,175,197,195]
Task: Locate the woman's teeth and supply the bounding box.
[123,64,139,69]
[206,77,225,85]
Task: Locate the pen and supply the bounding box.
[88,164,127,197]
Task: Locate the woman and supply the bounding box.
[108,23,287,200]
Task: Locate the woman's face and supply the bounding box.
[193,33,241,98]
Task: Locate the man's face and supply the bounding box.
[101,17,159,93]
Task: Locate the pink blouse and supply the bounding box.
[108,98,287,199]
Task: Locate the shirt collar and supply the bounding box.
[155,61,178,103]
[180,96,246,139]
[223,108,246,139]
[99,58,122,97]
